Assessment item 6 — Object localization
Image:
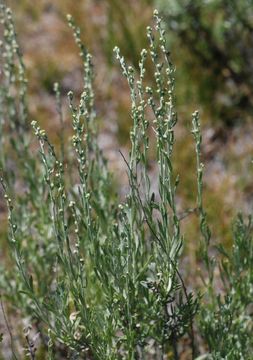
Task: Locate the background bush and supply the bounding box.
[157,0,253,126]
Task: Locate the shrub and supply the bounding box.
[0,4,252,359]
[157,0,253,125]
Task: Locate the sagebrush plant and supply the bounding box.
[157,0,253,125]
[0,3,252,360]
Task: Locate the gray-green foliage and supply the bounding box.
[0,4,252,359]
[199,214,253,360]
